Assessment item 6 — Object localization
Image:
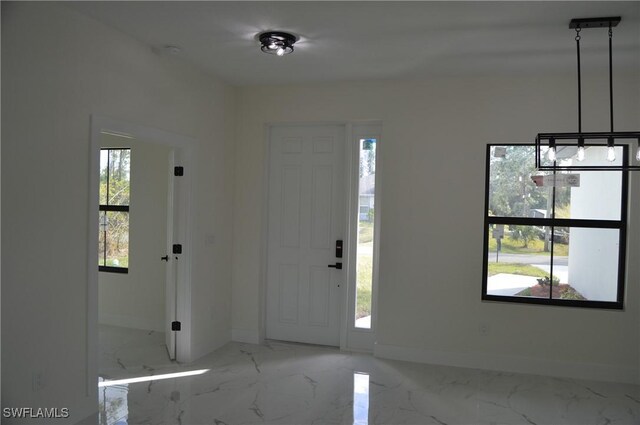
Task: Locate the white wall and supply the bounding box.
[233,74,640,383]
[98,135,170,333]
[1,2,235,423]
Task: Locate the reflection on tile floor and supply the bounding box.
[99,325,640,425]
[99,378,128,425]
[99,324,175,379]
[353,372,370,425]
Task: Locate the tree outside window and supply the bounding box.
[99,148,130,273]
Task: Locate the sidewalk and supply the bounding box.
[487,273,538,296]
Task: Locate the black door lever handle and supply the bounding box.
[161,255,169,262]
[328,262,342,270]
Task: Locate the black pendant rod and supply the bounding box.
[576,28,582,133]
[609,25,614,132]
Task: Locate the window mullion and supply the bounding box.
[99,205,129,212]
[487,216,624,229]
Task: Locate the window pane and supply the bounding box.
[107,149,130,206]
[100,150,109,205]
[355,139,376,329]
[556,227,620,302]
[98,211,107,266]
[554,147,623,221]
[486,224,550,298]
[105,211,129,268]
[489,146,551,218]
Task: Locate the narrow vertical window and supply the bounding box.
[99,148,130,273]
[355,139,376,328]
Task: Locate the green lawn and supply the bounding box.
[488,234,568,256]
[487,262,549,278]
[356,221,374,319]
[356,255,372,319]
[359,222,374,244]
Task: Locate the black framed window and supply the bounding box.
[482,144,627,309]
[99,148,130,273]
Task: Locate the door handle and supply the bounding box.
[328,262,342,270]
[161,255,169,262]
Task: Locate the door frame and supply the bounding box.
[86,115,195,394]
[258,121,381,351]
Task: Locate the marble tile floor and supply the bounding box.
[100,324,175,380]
[98,326,640,425]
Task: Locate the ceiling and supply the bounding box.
[68,1,640,86]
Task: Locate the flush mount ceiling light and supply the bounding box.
[535,16,640,171]
[259,31,297,56]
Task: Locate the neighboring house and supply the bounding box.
[359,173,375,221]
[531,208,547,218]
[568,147,622,301]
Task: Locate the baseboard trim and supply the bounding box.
[374,343,638,385]
[231,328,260,344]
[99,313,163,333]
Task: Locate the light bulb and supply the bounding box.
[276,47,285,56]
[269,43,278,50]
[547,147,556,161]
[607,146,616,162]
[577,146,585,161]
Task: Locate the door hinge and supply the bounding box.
[173,244,182,254]
[174,166,184,176]
[171,321,181,331]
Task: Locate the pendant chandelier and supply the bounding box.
[535,17,640,171]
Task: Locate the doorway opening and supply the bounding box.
[97,134,175,377]
[87,116,194,397]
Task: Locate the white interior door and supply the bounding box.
[165,149,178,360]
[164,145,191,363]
[266,124,345,346]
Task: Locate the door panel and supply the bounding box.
[308,266,331,326]
[165,151,177,360]
[164,148,188,360]
[278,264,300,324]
[280,166,301,248]
[266,125,345,346]
[311,165,334,249]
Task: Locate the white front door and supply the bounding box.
[266,124,346,346]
